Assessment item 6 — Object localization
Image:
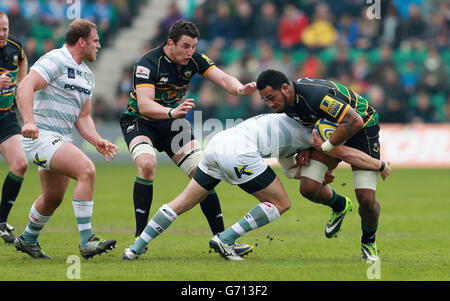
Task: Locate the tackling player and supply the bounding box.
[123,113,390,260]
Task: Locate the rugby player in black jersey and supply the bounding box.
[257,69,390,262]
[120,20,256,258]
[0,11,28,244]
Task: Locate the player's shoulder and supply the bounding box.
[137,44,164,67]
[6,36,23,51]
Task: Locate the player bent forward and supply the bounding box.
[14,19,117,259]
[123,113,389,261]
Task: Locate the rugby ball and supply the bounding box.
[314,118,338,142]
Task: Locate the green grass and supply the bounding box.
[0,162,449,281]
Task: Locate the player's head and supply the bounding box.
[166,19,199,65]
[257,69,291,113]
[65,19,100,62]
[0,11,9,48]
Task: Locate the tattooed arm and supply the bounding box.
[329,107,364,146]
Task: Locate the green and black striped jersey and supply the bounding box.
[0,37,25,113]
[286,77,378,128]
[125,42,215,121]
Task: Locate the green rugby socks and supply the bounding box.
[131,204,178,254]
[219,202,280,245]
[325,189,346,212]
[22,202,52,245]
[72,199,94,246]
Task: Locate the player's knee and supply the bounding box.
[79,161,96,183]
[358,194,379,214]
[275,197,291,214]
[137,157,157,178]
[299,180,320,200]
[11,157,28,176]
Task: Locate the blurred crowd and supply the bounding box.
[1,0,144,66]
[2,0,449,124]
[109,0,450,125]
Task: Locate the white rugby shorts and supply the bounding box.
[21,130,66,170]
[197,131,268,185]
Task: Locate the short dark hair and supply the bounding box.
[65,19,97,46]
[256,69,290,91]
[168,19,200,44]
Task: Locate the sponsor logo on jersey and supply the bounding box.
[64,84,91,95]
[136,65,150,79]
[182,70,192,81]
[320,95,343,118]
[68,68,75,79]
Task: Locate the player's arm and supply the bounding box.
[329,107,364,147]
[16,70,48,139]
[75,98,117,162]
[17,56,28,84]
[136,85,194,119]
[204,67,256,96]
[311,131,391,180]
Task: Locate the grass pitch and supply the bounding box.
[0,162,449,281]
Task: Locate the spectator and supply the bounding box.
[297,52,324,79]
[162,2,183,33]
[411,91,436,123]
[380,2,400,47]
[380,68,409,123]
[190,4,210,42]
[326,46,352,80]
[253,1,279,48]
[24,37,40,67]
[418,46,448,95]
[225,50,258,84]
[335,13,359,47]
[209,1,236,47]
[301,2,338,50]
[398,3,428,48]
[234,0,255,48]
[278,4,309,50]
[6,1,30,44]
[368,43,398,84]
[427,7,449,51]
[356,6,381,50]
[116,67,133,97]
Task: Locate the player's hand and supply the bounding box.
[311,130,323,151]
[238,82,257,96]
[172,98,195,118]
[95,139,118,162]
[380,161,391,180]
[0,72,11,90]
[323,170,335,185]
[295,149,310,166]
[22,122,39,140]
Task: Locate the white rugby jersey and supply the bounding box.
[223,113,312,159]
[30,44,95,141]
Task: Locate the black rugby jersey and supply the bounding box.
[0,37,25,112]
[285,77,378,128]
[125,43,215,121]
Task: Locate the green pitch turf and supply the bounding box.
[0,162,448,281]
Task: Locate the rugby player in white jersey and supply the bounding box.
[123,113,390,260]
[14,19,117,259]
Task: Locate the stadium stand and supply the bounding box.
[3,0,449,124]
[108,0,449,124]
